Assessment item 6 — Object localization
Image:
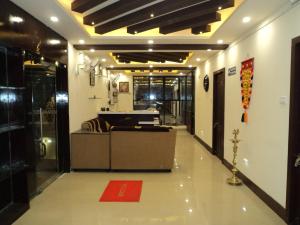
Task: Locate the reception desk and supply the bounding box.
[98,110,160,126]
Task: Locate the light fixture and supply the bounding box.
[150,72,153,75]
[90,49,95,52]
[199,31,203,34]
[217,39,224,44]
[188,208,193,213]
[41,57,44,61]
[110,65,114,68]
[180,72,183,75]
[179,184,183,187]
[9,15,24,23]
[148,48,153,52]
[188,65,192,68]
[242,16,251,23]
[179,58,183,61]
[101,58,107,62]
[149,65,153,68]
[50,16,59,23]
[207,49,212,52]
[91,21,95,25]
[218,6,222,10]
[134,31,138,34]
[64,49,67,53]
[196,58,201,62]
[185,198,189,203]
[150,13,154,18]
[55,61,59,66]
[48,39,61,45]
[148,40,154,44]
[79,39,85,44]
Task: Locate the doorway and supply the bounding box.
[287,36,300,225]
[24,54,60,197]
[212,68,225,160]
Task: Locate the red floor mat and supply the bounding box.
[99,180,143,202]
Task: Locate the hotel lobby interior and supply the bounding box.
[0,0,300,224]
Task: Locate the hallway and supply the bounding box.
[14,131,285,225]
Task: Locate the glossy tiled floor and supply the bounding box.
[15,131,286,225]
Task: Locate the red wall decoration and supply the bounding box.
[240,58,254,123]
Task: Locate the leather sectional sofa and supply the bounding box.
[70,118,177,171]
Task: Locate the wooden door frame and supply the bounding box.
[286,36,300,224]
[212,68,226,161]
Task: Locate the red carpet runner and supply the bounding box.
[99,180,143,202]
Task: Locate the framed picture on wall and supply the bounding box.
[119,82,129,93]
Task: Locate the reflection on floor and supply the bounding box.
[15,131,286,225]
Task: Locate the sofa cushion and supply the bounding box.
[111,126,171,132]
[81,118,111,133]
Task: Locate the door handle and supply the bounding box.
[295,154,300,168]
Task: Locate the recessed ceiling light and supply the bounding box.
[91,21,95,25]
[79,39,85,44]
[180,72,183,75]
[41,57,44,61]
[207,49,212,52]
[50,16,59,23]
[217,39,224,44]
[9,15,24,23]
[149,65,153,68]
[148,48,153,52]
[64,49,67,53]
[196,58,201,62]
[110,65,114,68]
[150,72,153,75]
[48,39,61,45]
[188,65,192,68]
[218,6,222,10]
[134,31,138,34]
[179,58,183,61]
[150,13,154,18]
[242,16,251,23]
[199,31,203,34]
[90,49,95,52]
[101,58,107,62]
[148,40,154,44]
[55,61,59,66]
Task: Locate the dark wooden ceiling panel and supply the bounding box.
[73,44,229,50]
[127,0,233,34]
[159,12,221,34]
[112,52,190,63]
[71,0,108,13]
[94,0,207,34]
[192,25,212,35]
[83,0,157,25]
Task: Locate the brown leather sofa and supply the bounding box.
[71,118,177,171]
[70,118,110,170]
[110,126,176,170]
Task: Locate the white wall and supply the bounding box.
[68,46,134,132]
[195,3,300,207]
[68,44,109,132]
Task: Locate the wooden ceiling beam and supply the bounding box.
[84,0,156,25]
[191,25,212,35]
[113,52,188,63]
[74,44,228,50]
[95,0,206,34]
[71,0,108,13]
[159,12,221,34]
[127,0,233,34]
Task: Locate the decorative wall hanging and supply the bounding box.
[240,58,254,123]
[119,82,129,93]
[203,75,209,92]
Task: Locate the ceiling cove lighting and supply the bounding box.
[50,16,59,23]
[242,16,251,23]
[9,15,24,23]
[48,39,61,45]
[79,39,85,44]
[217,39,224,44]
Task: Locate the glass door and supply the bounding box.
[24,60,59,196]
